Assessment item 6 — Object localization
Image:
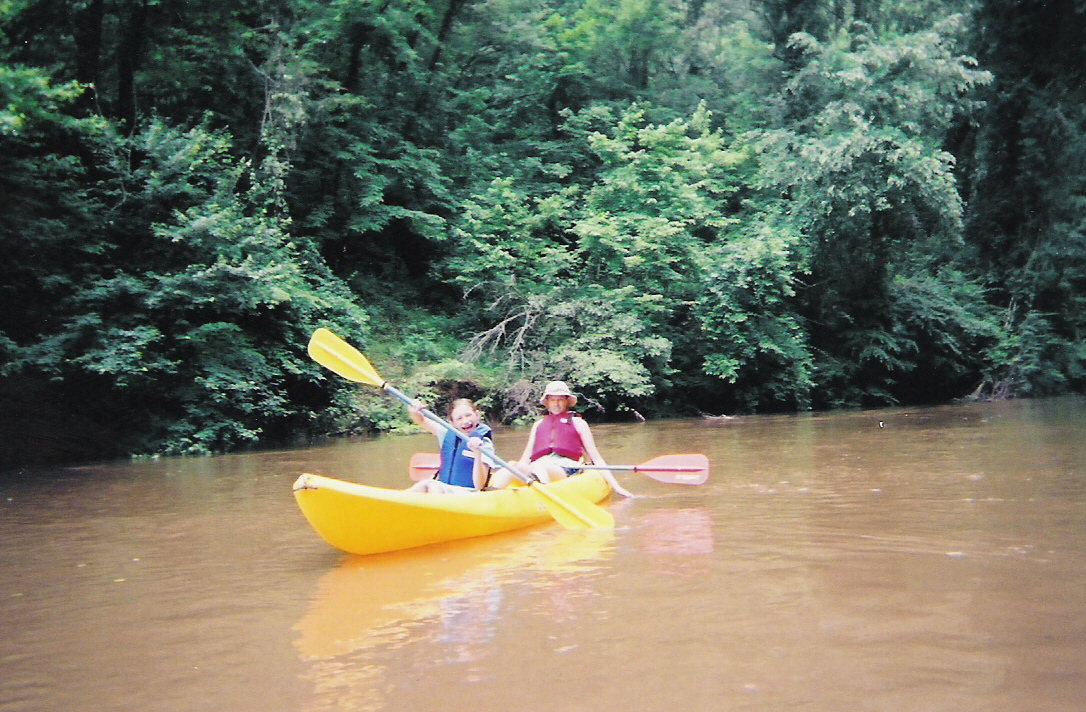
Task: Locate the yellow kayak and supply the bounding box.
[292,472,612,555]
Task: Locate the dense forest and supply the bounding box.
[2,0,1084,467]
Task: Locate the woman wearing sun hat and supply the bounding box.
[488,380,633,497]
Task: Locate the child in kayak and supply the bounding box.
[490,381,633,497]
[407,398,494,493]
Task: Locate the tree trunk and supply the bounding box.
[117,0,151,131]
[73,0,105,114]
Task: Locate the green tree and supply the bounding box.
[447,102,754,415]
[0,56,114,465]
[695,215,814,410]
[4,0,1085,467]
[2,112,366,460]
[753,16,995,406]
[963,0,1086,397]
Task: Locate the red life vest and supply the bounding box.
[531,413,584,461]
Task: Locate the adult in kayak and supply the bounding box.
[490,381,634,497]
[407,398,494,493]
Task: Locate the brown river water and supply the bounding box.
[2,397,1085,712]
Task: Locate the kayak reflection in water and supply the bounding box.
[407,398,494,494]
[489,381,634,498]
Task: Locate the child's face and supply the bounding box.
[450,403,480,431]
[543,396,570,414]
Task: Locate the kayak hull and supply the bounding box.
[292,472,612,555]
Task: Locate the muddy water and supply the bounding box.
[2,397,1085,712]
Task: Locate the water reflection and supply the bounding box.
[294,527,614,709]
[637,508,713,577]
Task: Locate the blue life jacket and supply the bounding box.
[438,423,493,488]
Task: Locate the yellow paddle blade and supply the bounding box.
[530,482,615,529]
[307,328,385,387]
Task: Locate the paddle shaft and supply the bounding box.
[575,463,708,485]
[412,456,701,474]
[576,464,703,473]
[409,451,708,485]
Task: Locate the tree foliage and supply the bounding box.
[963,0,1086,397]
[2,0,1084,466]
[752,16,994,406]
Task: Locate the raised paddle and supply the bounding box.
[409,452,709,485]
[307,328,614,530]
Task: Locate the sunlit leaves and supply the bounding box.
[573,102,740,284]
[0,64,85,136]
[451,101,751,411]
[696,218,813,409]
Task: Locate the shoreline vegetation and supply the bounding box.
[2,1,1084,468]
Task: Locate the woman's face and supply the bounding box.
[543,395,570,414]
[450,403,480,431]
